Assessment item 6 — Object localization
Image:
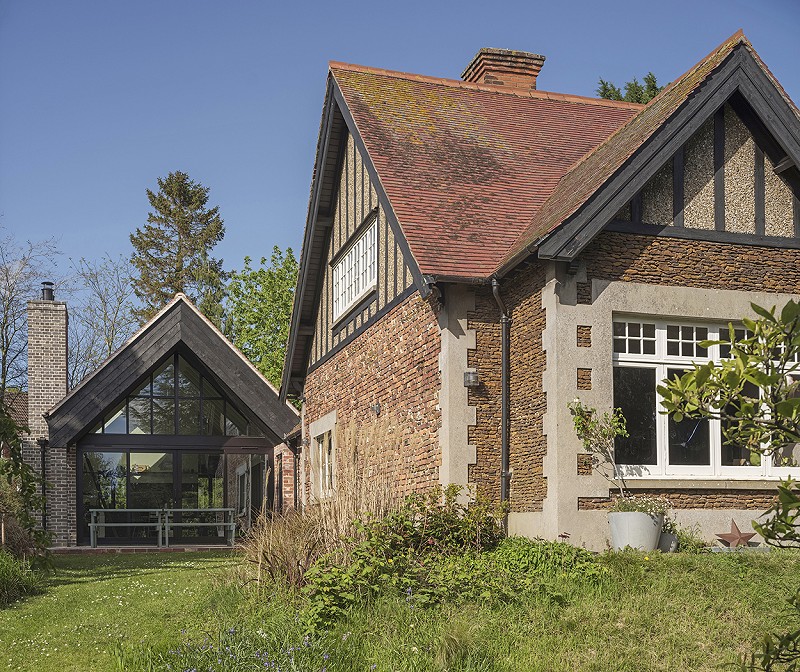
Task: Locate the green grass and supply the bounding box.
[0,551,239,672]
[1,549,799,671]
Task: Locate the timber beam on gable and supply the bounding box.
[534,45,800,263]
[280,75,427,402]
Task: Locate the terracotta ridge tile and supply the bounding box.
[329,61,645,110]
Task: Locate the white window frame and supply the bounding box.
[332,218,378,322]
[314,430,335,499]
[613,316,800,480]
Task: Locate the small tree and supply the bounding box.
[0,402,50,560]
[0,227,59,406]
[568,399,629,497]
[67,254,138,388]
[658,300,800,670]
[225,248,298,389]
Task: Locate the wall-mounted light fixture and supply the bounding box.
[464,370,480,388]
[370,402,381,416]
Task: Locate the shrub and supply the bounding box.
[241,416,405,587]
[0,478,38,559]
[0,550,41,607]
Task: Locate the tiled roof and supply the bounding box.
[501,31,769,266]
[4,392,28,428]
[332,63,640,278]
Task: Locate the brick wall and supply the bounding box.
[467,262,549,511]
[303,293,442,498]
[26,299,74,546]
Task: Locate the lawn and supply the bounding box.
[0,551,239,672]
[1,548,799,671]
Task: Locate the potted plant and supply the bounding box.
[568,399,628,499]
[658,514,679,553]
[568,399,671,551]
[608,494,670,551]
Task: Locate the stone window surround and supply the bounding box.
[308,410,337,500]
[560,277,800,485]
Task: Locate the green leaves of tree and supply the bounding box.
[597,72,663,104]
[225,248,298,390]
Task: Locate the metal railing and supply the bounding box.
[88,508,236,548]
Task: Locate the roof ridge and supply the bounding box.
[329,60,645,110]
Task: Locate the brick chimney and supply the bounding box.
[27,282,68,438]
[461,48,546,92]
[25,282,72,545]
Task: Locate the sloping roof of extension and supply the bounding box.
[47,294,298,448]
[500,30,800,268]
[332,63,641,278]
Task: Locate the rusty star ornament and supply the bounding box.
[715,519,757,548]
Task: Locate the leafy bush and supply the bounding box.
[303,485,506,628]
[0,550,41,607]
[301,488,606,629]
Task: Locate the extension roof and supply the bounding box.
[47,294,298,448]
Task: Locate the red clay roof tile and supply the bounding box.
[332,64,639,277]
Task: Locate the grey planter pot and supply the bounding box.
[658,532,678,553]
[608,512,663,551]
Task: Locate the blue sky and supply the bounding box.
[1,0,799,278]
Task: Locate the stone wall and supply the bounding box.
[583,231,800,293]
[467,262,549,511]
[303,293,442,500]
[578,489,776,511]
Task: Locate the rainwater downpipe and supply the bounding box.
[491,278,511,527]
[37,438,48,532]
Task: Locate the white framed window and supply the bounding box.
[314,430,335,498]
[613,316,800,479]
[332,219,377,322]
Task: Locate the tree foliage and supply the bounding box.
[0,401,50,559]
[67,254,138,389]
[0,227,59,407]
[598,72,663,104]
[130,171,226,325]
[658,300,800,670]
[226,248,298,389]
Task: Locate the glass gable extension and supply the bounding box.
[79,353,270,545]
[92,355,252,436]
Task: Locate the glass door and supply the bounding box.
[175,452,225,543]
[81,451,127,543]
[127,452,174,543]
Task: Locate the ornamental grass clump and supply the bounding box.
[242,415,405,587]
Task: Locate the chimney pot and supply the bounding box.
[41,281,55,301]
[462,48,546,91]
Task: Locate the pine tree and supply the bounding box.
[130,171,226,324]
[597,72,664,104]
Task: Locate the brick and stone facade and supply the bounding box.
[24,297,74,547]
[302,293,442,501]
